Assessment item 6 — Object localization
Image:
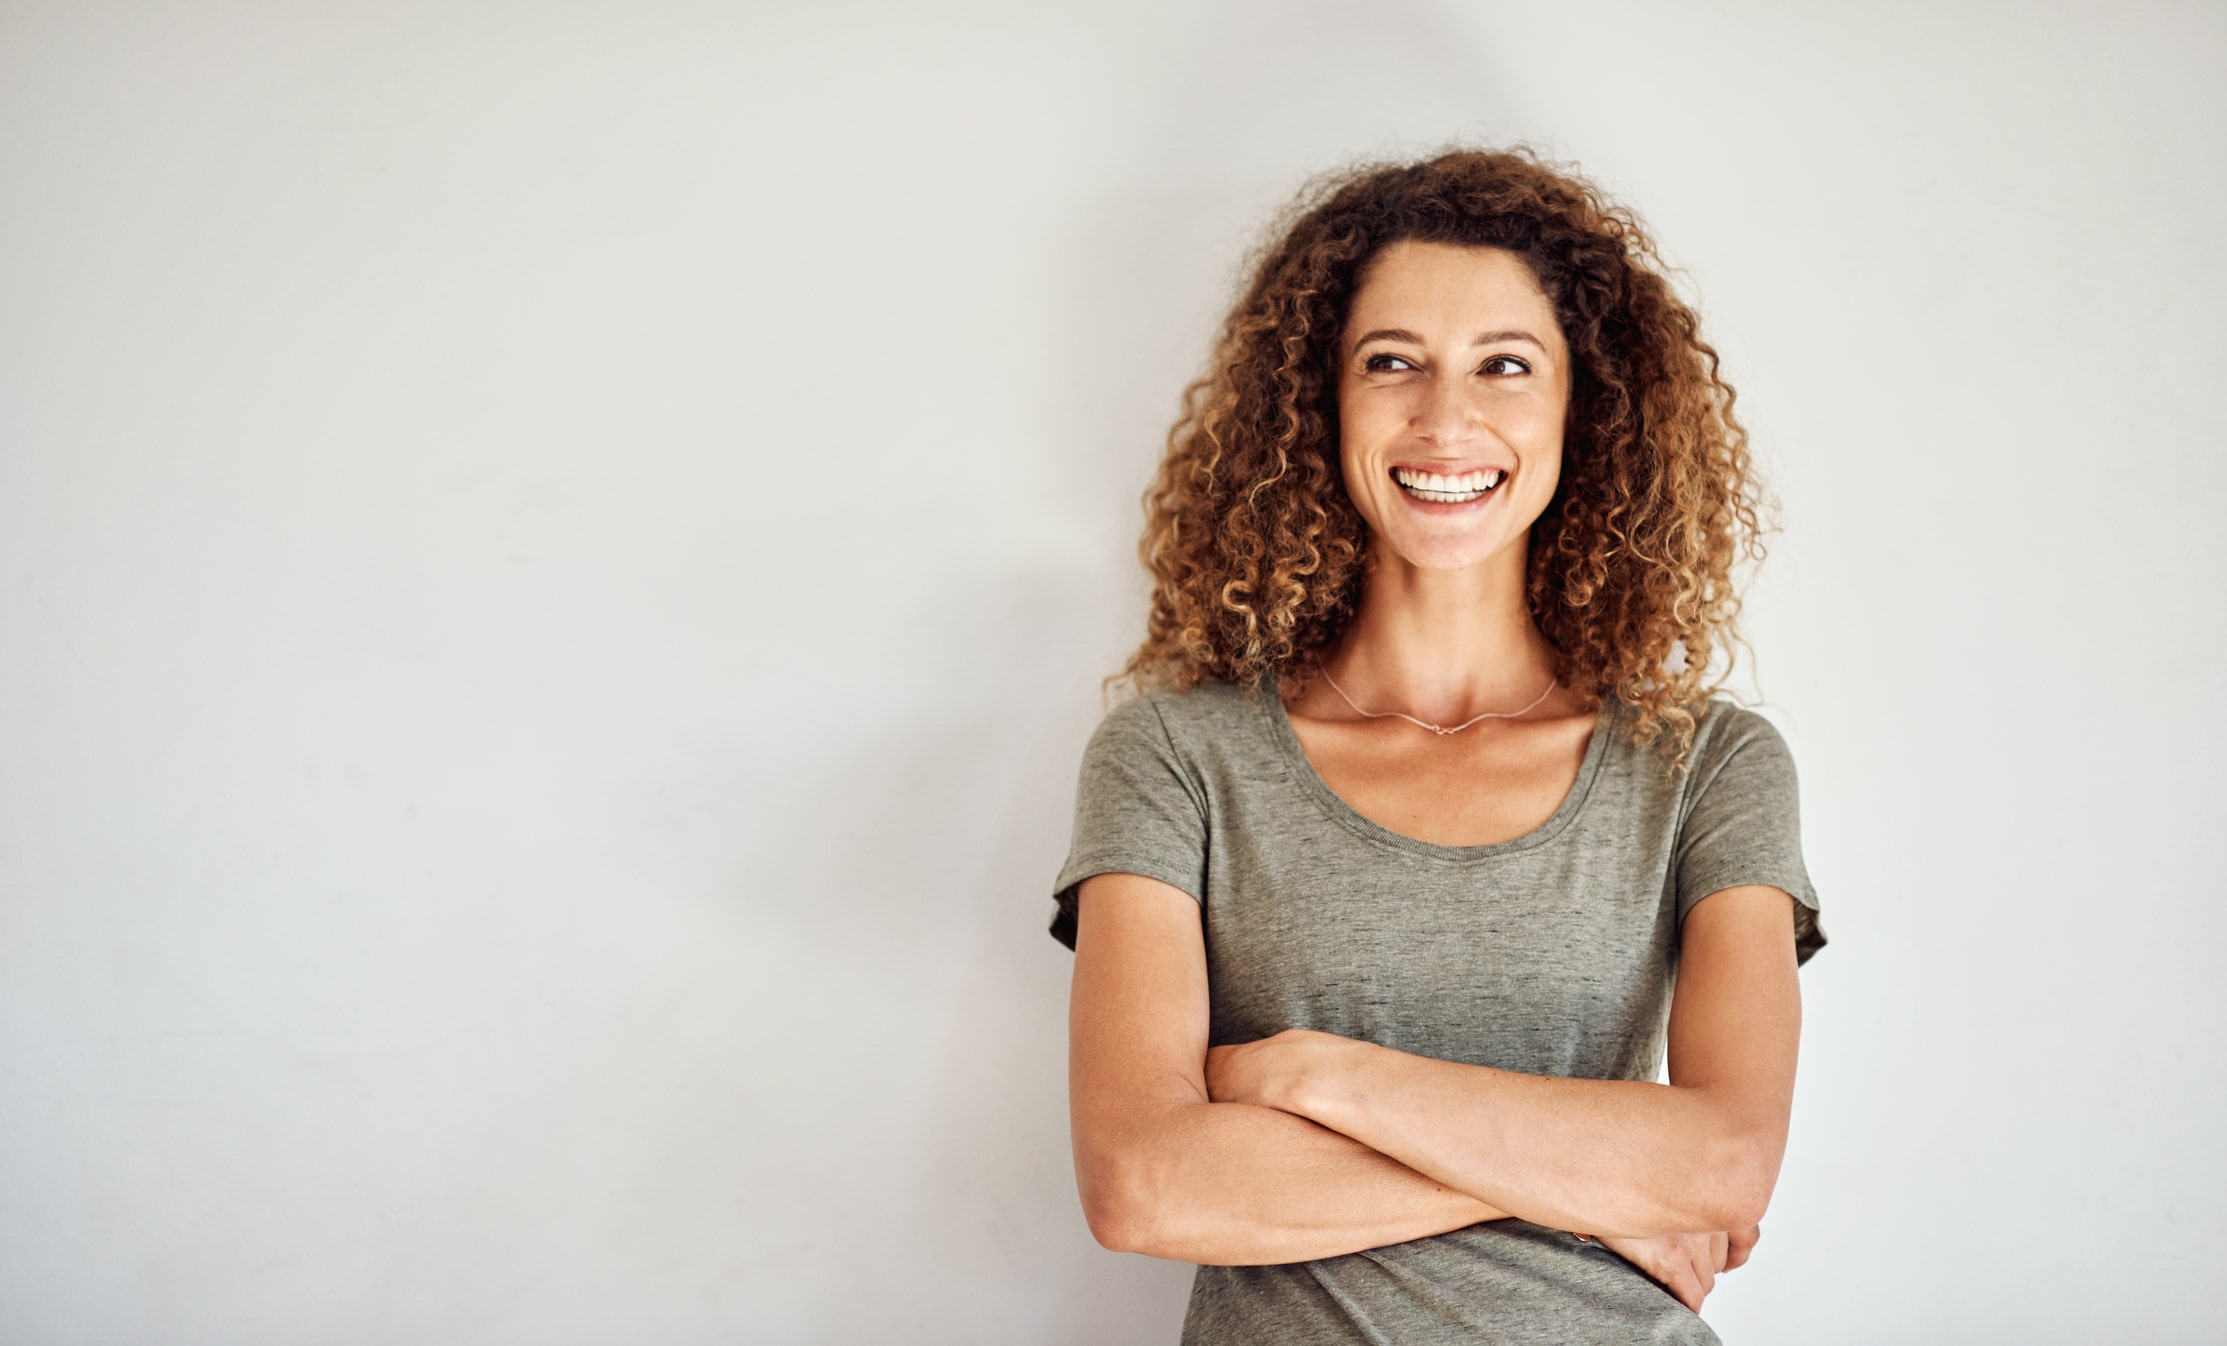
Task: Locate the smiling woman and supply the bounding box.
[1048,149,1826,1344]
[1338,242,1569,576]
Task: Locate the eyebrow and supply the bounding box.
[1350,327,1550,351]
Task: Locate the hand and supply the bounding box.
[1725,1222,1761,1272]
[1204,1029,1337,1110]
[1592,1224,1759,1313]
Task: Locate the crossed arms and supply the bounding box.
[1067,872,1802,1295]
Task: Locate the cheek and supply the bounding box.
[1335,399,1384,501]
[1339,384,1416,449]
[1335,395,1366,462]
[1516,442,1566,527]
[1497,389,1564,438]
[1338,446,1383,532]
[1508,398,1567,470]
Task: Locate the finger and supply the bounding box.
[1726,1224,1761,1272]
[1685,1238,1716,1307]
[1664,1261,1705,1314]
[1711,1230,1730,1274]
[1612,1237,1703,1313]
[1202,1047,1239,1095]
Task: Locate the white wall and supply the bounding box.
[3,2,2221,1341]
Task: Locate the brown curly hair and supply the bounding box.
[1119,147,1767,762]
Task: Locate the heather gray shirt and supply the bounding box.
[1051,681,1824,1346]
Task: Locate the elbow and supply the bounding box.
[1076,1153,1173,1257]
[1079,1148,1231,1261]
[1691,1182,1772,1236]
[1080,1181,1151,1255]
[1682,1127,1782,1232]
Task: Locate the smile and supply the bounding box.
[1392,466,1505,504]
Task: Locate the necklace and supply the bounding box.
[1315,667,1558,736]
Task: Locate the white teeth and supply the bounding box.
[1392,467,1506,499]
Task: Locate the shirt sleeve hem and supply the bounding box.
[1679,877,1827,967]
[1048,855,1207,951]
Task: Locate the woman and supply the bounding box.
[1049,149,1825,1344]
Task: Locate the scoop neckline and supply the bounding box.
[1261,681,1618,860]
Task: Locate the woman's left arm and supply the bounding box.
[1207,884,1802,1240]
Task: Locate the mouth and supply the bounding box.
[1391,465,1507,504]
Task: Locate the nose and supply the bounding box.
[1410,371,1481,447]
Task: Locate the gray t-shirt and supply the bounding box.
[1050,680,1824,1345]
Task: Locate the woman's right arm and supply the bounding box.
[1068,871,1508,1265]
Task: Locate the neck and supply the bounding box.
[1324,537,1559,724]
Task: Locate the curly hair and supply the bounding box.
[1118,147,1767,763]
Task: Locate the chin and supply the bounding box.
[1378,532,1516,573]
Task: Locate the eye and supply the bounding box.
[1479,354,1532,376]
[1362,352,1417,373]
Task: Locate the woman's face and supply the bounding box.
[1335,240,1572,575]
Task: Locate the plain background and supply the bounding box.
[4,2,2223,1341]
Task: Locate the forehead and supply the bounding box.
[1344,240,1561,344]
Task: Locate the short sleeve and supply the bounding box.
[1047,694,1210,950]
[1675,705,1826,966]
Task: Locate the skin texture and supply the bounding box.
[1067,241,1802,1313]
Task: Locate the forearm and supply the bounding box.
[1287,1041,1776,1238]
[1228,886,1805,1239]
[1081,1094,1508,1265]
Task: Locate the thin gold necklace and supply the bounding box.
[1315,667,1557,736]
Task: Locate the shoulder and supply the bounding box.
[1680,697,1805,803]
[1683,699,1790,762]
[1599,695,1797,783]
[1673,698,1825,959]
[1690,698,1796,758]
[1094,679,1264,751]
[1074,681,1279,806]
